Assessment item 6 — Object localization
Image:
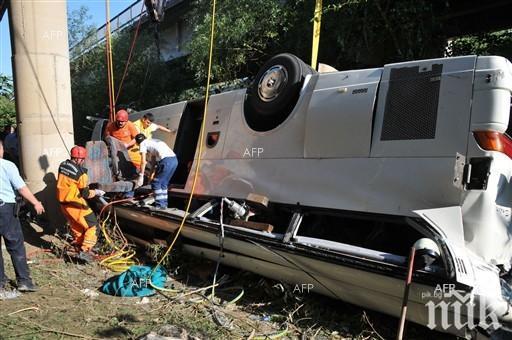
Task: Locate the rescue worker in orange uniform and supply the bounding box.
[104,109,141,169]
[57,146,104,261]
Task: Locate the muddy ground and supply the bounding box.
[0,221,457,340]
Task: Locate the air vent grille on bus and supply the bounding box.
[381,64,443,141]
[455,257,468,275]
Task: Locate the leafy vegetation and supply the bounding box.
[0,75,15,128]
[277,0,447,70]
[184,0,448,79]
[69,1,512,144]
[447,29,512,59]
[186,0,291,83]
[70,26,198,144]
[67,5,96,47]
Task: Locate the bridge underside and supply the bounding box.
[442,0,512,37]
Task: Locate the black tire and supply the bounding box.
[244,53,315,132]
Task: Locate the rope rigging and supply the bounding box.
[115,0,146,105]
[105,0,116,121]
[94,1,322,337]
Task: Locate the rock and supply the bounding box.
[81,288,99,298]
[138,332,169,340]
[137,325,189,340]
[136,296,151,305]
[158,325,188,339]
[0,288,20,300]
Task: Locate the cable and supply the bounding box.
[247,239,342,301]
[96,194,151,272]
[211,197,225,298]
[137,51,153,104]
[147,0,222,304]
[311,0,323,70]
[98,208,135,272]
[150,0,218,275]
[115,0,146,104]
[105,36,113,121]
[105,1,113,121]
[108,15,116,116]
[105,0,116,121]
[98,0,226,308]
[252,325,289,340]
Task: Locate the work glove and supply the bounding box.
[136,175,144,188]
[95,189,105,197]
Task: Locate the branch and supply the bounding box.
[374,0,403,58]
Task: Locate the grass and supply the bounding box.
[0,222,458,340]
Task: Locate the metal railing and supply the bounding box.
[69,0,184,60]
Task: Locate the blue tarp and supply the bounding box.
[101,265,167,297]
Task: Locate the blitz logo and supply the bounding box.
[352,88,368,94]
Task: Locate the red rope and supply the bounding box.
[115,1,146,104]
[105,36,114,122]
[105,1,116,122]
[99,193,152,220]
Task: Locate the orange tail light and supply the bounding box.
[474,131,512,159]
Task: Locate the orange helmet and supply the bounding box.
[70,146,87,159]
[115,109,129,122]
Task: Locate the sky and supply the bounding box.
[0,0,135,77]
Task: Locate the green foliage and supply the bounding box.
[0,75,15,128]
[0,97,16,128]
[185,0,448,79]
[447,29,512,60]
[70,28,198,144]
[0,74,14,99]
[281,0,446,70]
[70,0,512,146]
[68,5,96,47]
[186,0,290,83]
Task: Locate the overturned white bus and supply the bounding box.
[88,53,512,338]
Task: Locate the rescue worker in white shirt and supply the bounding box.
[135,134,177,209]
[133,112,172,139]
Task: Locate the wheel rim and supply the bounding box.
[257,65,288,102]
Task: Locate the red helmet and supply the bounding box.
[115,109,129,122]
[70,146,87,159]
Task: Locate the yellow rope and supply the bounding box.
[97,0,218,290]
[143,1,248,314]
[105,0,116,113]
[99,210,136,272]
[311,0,323,70]
[253,325,289,340]
[96,5,251,326]
[151,0,217,275]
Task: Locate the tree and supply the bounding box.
[278,0,448,70]
[447,29,512,60]
[0,74,15,128]
[185,0,449,80]
[69,0,512,146]
[186,0,291,83]
[68,5,95,47]
[70,27,196,144]
[0,74,14,100]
